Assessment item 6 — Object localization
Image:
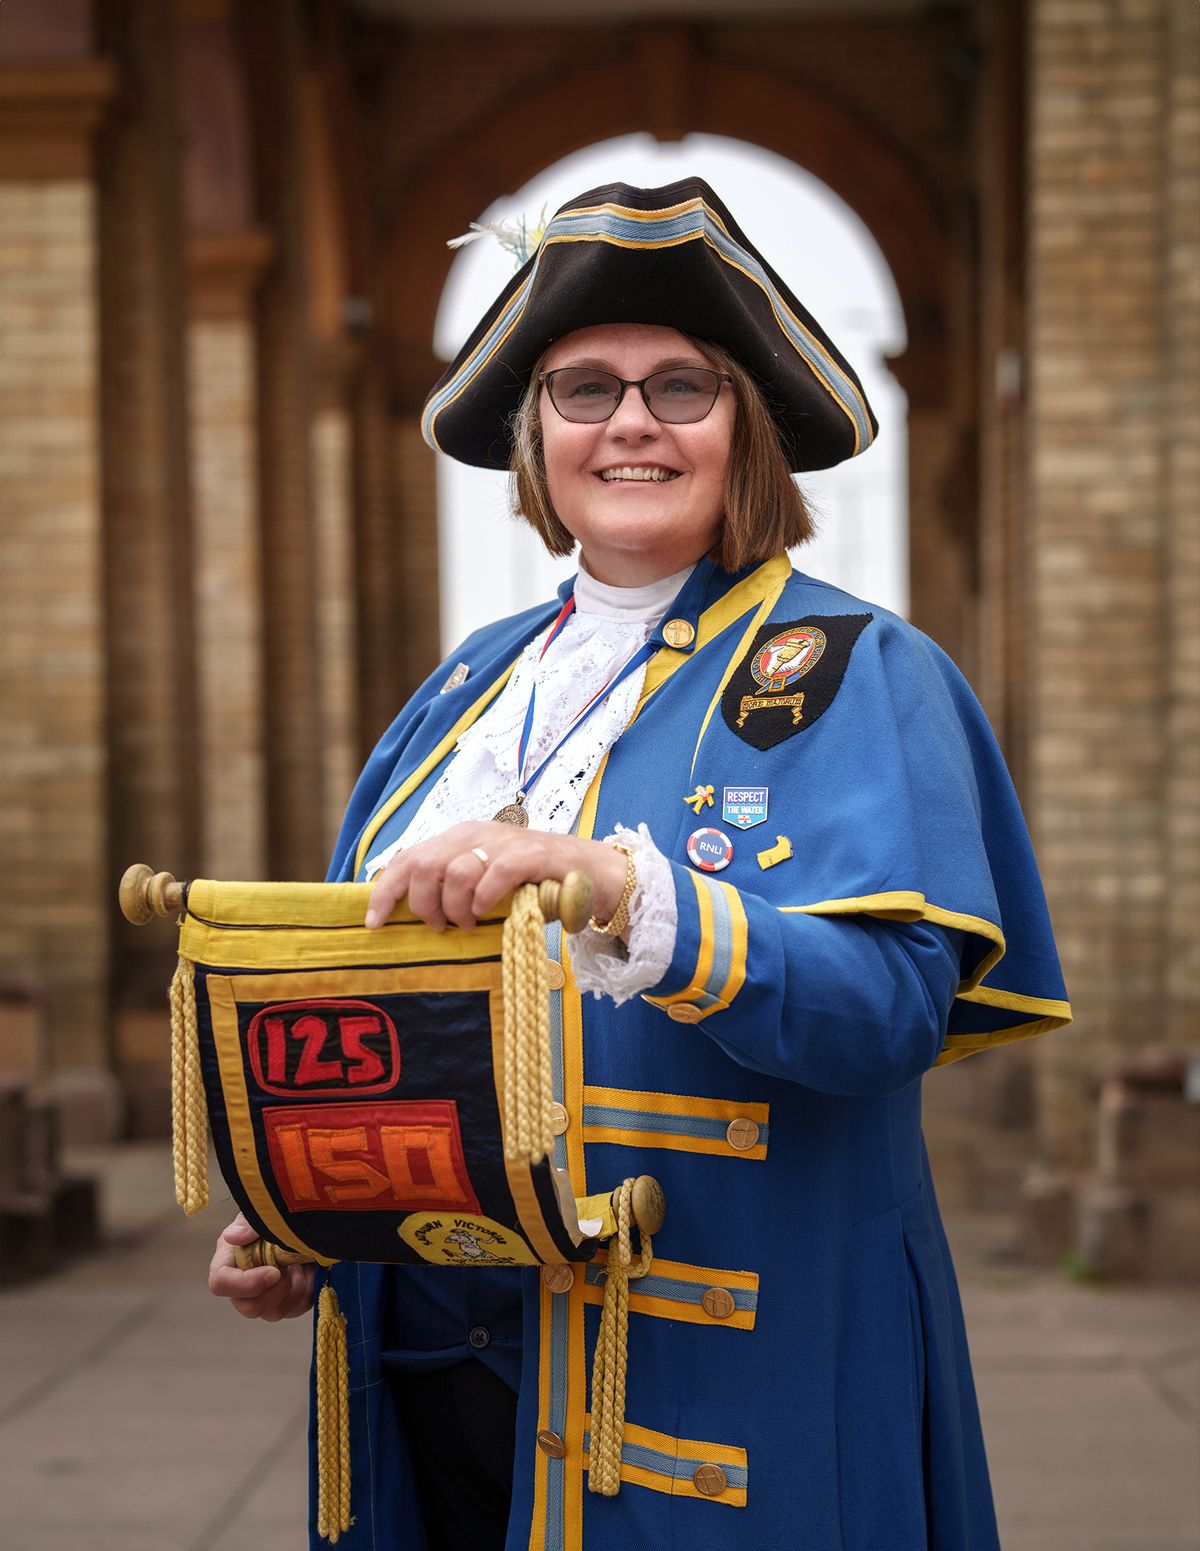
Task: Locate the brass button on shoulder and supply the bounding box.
[667,1003,702,1024]
[545,960,565,991]
[725,1116,760,1151]
[692,1463,727,1497]
[662,617,695,649]
[541,1263,575,1293]
[700,1286,735,1319]
[550,1101,569,1136]
[537,1429,565,1459]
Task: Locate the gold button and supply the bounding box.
[662,617,695,649]
[692,1463,727,1496]
[725,1117,759,1151]
[667,1003,702,1024]
[537,1429,565,1459]
[701,1287,735,1319]
[550,1101,569,1136]
[545,960,565,990]
[541,1264,575,1293]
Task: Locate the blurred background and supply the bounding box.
[0,1,1197,1547]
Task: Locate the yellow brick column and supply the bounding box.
[1026,0,1183,1173]
[187,233,274,883]
[0,58,117,1112]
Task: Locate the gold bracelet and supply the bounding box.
[587,842,637,937]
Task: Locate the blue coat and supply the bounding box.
[310,555,1070,1549]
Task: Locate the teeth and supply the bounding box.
[599,466,679,482]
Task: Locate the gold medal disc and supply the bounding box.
[493,802,529,827]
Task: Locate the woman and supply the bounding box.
[210,177,1070,1550]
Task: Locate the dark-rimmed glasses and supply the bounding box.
[539,366,732,425]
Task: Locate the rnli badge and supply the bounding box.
[721,614,872,750]
[722,786,768,830]
[686,827,734,872]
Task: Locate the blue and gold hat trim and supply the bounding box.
[424,184,877,472]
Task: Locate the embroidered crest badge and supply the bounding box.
[721,614,873,749]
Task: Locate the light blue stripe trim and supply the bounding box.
[425,199,872,454]
[544,920,567,1174]
[582,1431,748,1491]
[581,1104,768,1148]
[583,1265,757,1313]
[544,1276,568,1551]
[699,878,734,1004]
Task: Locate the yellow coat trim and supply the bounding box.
[581,1416,748,1507]
[583,1250,760,1331]
[779,891,1073,1045]
[638,555,793,707]
[581,1085,769,1161]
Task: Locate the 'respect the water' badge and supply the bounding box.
[686,827,734,872]
[722,785,768,830]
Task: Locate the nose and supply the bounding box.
[606,383,660,441]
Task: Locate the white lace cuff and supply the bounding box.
[567,823,678,1006]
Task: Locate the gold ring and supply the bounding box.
[470,847,490,865]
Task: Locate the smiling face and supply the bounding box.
[537,323,735,586]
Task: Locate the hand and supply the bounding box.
[208,1213,315,1321]
[364,821,628,934]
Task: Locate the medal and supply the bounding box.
[493,796,530,827]
[493,590,663,828]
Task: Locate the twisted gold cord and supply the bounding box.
[168,957,208,1215]
[316,1283,352,1542]
[501,883,554,1165]
[588,1177,653,1496]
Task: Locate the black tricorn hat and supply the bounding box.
[422,177,878,473]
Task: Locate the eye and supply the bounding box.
[553,368,620,400]
[659,376,703,396]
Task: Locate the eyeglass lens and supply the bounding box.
[546,367,724,424]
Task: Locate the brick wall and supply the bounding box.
[0,181,108,1067]
[1026,0,1197,1168]
[188,316,267,882]
[1164,1,1200,1048]
[312,404,360,861]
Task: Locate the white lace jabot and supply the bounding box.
[363,559,690,1003]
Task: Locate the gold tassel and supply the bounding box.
[168,957,208,1215]
[588,1178,653,1496]
[501,883,554,1165]
[316,1283,352,1542]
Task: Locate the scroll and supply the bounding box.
[120,864,661,1536]
[118,864,664,1269]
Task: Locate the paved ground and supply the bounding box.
[1,1142,1197,1551]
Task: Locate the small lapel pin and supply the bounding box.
[439,662,470,694]
[683,784,715,815]
[757,835,793,870]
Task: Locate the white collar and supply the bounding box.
[572,559,697,623]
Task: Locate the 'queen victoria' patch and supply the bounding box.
[721,614,873,749]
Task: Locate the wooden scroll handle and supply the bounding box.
[119,862,594,935]
[119,864,186,924]
[234,1175,665,1272]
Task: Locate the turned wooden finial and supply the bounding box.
[119,863,186,925]
[538,869,594,935]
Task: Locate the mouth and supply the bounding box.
[594,465,683,483]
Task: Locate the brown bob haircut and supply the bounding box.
[508,334,814,573]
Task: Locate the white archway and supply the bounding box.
[434,133,908,650]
